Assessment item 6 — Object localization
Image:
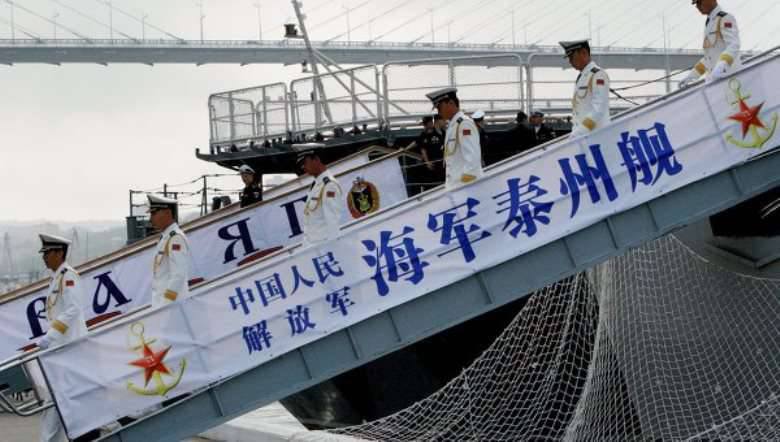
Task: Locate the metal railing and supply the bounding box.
[208,83,288,145]
[206,53,681,151]
[290,65,382,133]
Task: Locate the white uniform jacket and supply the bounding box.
[30,263,90,442]
[444,111,483,190]
[44,262,88,346]
[302,170,343,246]
[151,223,191,307]
[692,5,741,80]
[571,61,611,137]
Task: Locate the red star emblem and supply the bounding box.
[129,343,172,386]
[729,99,766,138]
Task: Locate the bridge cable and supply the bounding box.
[484,0,574,46]
[308,0,372,32]
[600,0,680,48]
[324,0,418,43]
[490,0,586,46]
[48,0,140,42]
[90,0,185,42]
[370,0,453,42]
[450,0,534,45]
[6,0,93,42]
[0,16,42,41]
[405,0,489,45]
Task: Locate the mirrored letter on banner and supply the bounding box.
[92,271,132,315]
[26,296,47,339]
[218,218,259,264]
[280,196,307,239]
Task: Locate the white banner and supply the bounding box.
[0,153,406,362]
[42,57,780,438]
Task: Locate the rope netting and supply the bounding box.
[290,234,780,441]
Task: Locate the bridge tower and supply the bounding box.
[0,232,17,277]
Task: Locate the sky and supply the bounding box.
[0,0,778,222]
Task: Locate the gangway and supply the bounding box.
[3,48,780,441]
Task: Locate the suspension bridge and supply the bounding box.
[0,0,775,68]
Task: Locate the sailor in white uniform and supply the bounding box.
[148,195,191,308]
[32,234,89,442]
[298,148,343,246]
[680,0,741,87]
[426,88,483,190]
[560,40,611,138]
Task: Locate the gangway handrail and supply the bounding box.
[0,145,408,305]
[607,44,780,123]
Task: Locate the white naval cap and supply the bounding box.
[238,164,255,175]
[472,110,486,120]
[559,39,590,57]
[294,143,326,166]
[38,233,71,253]
[147,194,178,212]
[425,87,458,106]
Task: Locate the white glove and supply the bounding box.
[37,335,51,350]
[678,70,699,89]
[706,60,729,84]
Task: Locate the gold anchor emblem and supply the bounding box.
[126,322,187,397]
[725,78,778,149]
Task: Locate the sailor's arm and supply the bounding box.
[582,70,610,132]
[164,235,189,303]
[46,273,83,341]
[322,181,343,241]
[681,55,709,88]
[717,14,740,71]
[459,120,482,183]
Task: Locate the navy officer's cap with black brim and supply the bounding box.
[147,194,178,212]
[425,87,458,106]
[38,233,71,253]
[559,39,590,58]
[293,143,326,166]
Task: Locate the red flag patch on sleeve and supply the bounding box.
[463,129,472,136]
[596,79,605,86]
[724,22,732,28]
[65,280,74,287]
[172,244,181,251]
[326,191,336,198]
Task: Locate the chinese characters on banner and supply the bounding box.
[42,61,780,440]
[229,123,686,358]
